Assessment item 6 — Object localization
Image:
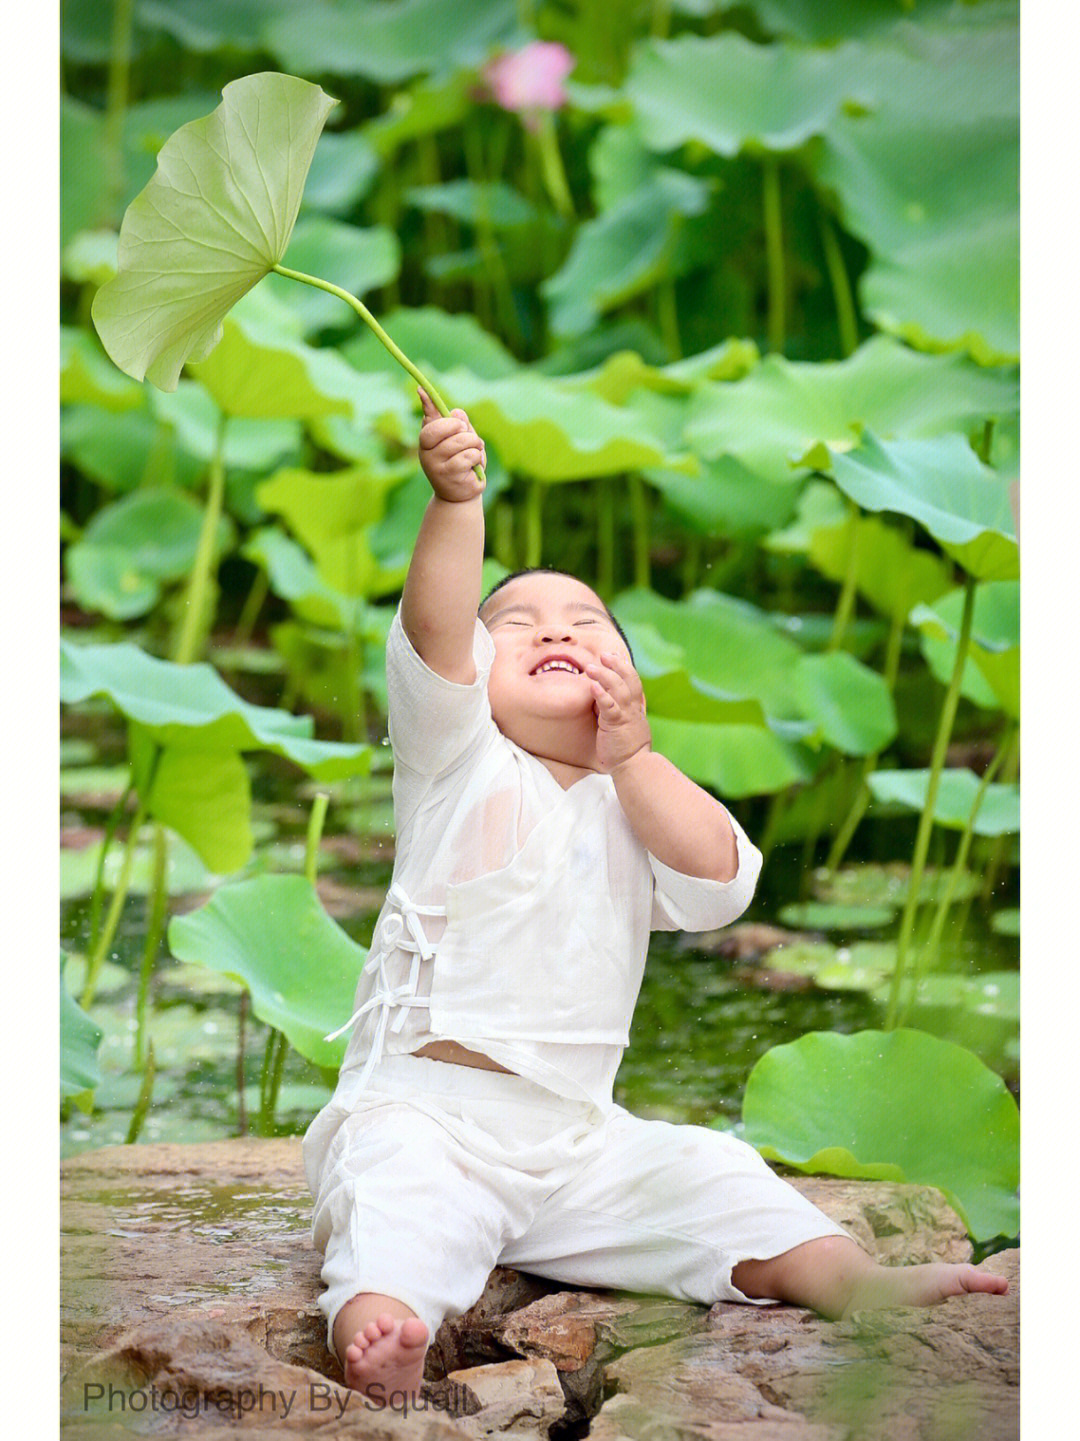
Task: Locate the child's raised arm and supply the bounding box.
[401,389,487,683]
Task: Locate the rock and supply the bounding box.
[62,1139,1018,1439]
[592,1250,1019,1441]
[679,923,813,960]
[444,1358,566,1436]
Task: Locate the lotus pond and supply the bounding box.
[60,667,1018,1160]
[61,1,1020,1247]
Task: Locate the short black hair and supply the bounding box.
[479,568,634,664]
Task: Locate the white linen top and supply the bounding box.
[327,606,763,1111]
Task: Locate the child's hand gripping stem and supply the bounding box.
[417,389,487,500]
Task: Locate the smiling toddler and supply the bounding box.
[302,390,1007,1403]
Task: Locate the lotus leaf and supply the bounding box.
[136,741,253,874]
[625,30,864,157]
[910,582,1019,718]
[792,651,896,755]
[61,958,104,1101]
[168,875,368,1068]
[811,9,1018,360]
[624,623,769,727]
[757,942,838,979]
[685,337,1017,483]
[149,384,302,469]
[62,230,121,288]
[829,434,1018,581]
[136,0,299,55]
[185,315,365,421]
[764,480,848,554]
[301,129,380,216]
[648,717,809,797]
[741,1027,1019,1239]
[265,0,521,83]
[778,902,895,932]
[60,832,217,901]
[868,769,1019,836]
[405,179,542,230]
[431,370,698,481]
[61,405,202,494]
[92,73,338,390]
[565,339,759,407]
[737,0,958,42]
[361,69,476,158]
[119,91,228,201]
[344,306,519,383]
[65,489,233,622]
[61,95,112,245]
[991,909,1020,938]
[808,513,954,624]
[61,327,144,412]
[617,588,815,726]
[542,169,712,338]
[261,217,401,334]
[60,639,371,780]
[812,862,982,907]
[243,529,362,632]
[257,467,405,598]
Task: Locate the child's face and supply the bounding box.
[481,573,632,753]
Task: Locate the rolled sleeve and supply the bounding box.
[386,606,497,777]
[649,809,763,932]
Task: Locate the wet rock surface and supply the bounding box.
[61,1139,1017,1439]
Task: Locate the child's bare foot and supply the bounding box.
[343,1312,429,1398]
[845,1261,1009,1317]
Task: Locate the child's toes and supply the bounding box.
[363,1320,383,1342]
[401,1318,428,1348]
[375,1313,397,1335]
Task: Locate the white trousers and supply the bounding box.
[303,1055,851,1362]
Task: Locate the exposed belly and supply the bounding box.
[414,1039,516,1073]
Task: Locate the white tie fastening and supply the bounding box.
[323,882,446,1087]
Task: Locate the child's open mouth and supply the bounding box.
[531,655,584,676]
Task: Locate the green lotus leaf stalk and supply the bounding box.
[92,71,479,471]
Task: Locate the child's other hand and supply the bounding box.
[585,651,652,773]
[418,389,486,503]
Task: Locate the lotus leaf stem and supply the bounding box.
[305,793,330,885]
[900,724,1014,1024]
[135,823,169,1070]
[87,777,135,957]
[629,476,652,589]
[525,481,545,568]
[596,478,616,597]
[657,277,682,360]
[828,500,863,652]
[176,410,228,666]
[885,574,978,1029]
[233,568,269,647]
[271,263,487,488]
[533,111,575,220]
[258,1029,289,1135]
[125,1039,155,1145]
[818,209,859,358]
[105,0,134,213]
[763,157,785,354]
[236,991,249,1136]
[81,794,149,1009]
[824,608,906,873]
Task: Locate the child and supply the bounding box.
[303,391,1007,1401]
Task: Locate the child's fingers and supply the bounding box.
[418,388,441,420]
[442,427,484,452]
[598,651,643,701]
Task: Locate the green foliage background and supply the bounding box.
[60,0,1018,1233]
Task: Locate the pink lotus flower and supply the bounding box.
[483,41,575,127]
